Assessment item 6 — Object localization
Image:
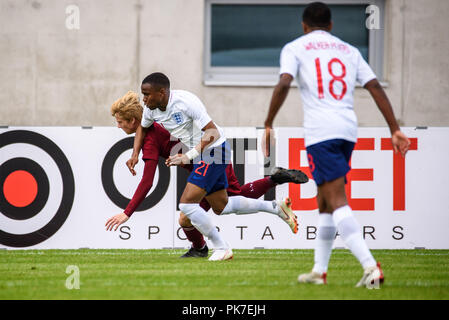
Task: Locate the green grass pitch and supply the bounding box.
[1,249,448,300]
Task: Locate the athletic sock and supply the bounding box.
[239,177,276,199]
[179,203,228,249]
[312,213,336,274]
[333,205,376,269]
[221,196,279,215]
[182,226,206,249]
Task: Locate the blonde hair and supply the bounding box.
[110,91,143,122]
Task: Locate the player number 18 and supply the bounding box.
[315,57,347,100]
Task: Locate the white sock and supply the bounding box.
[333,205,376,269]
[179,203,228,249]
[221,196,278,215]
[312,213,336,274]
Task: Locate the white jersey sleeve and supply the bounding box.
[141,107,154,128]
[355,49,377,86]
[177,91,225,149]
[182,95,212,130]
[279,44,299,78]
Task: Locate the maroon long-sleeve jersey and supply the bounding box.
[124,122,242,216]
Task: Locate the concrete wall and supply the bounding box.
[0,0,448,127]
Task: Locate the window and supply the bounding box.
[204,0,385,86]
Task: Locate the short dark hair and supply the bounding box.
[302,2,331,28]
[142,72,170,90]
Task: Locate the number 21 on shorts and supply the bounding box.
[194,161,210,177]
[315,57,347,100]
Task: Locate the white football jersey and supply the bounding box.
[141,89,226,150]
[279,30,376,147]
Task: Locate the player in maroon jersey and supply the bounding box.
[105,91,308,258]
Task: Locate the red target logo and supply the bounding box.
[0,130,75,247]
[4,170,37,207]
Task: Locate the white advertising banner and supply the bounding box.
[1,127,448,249]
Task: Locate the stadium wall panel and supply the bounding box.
[1,126,448,249]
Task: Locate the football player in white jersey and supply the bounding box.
[263,2,410,287]
[127,72,300,261]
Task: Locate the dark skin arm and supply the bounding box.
[165,120,220,166]
[263,73,294,157]
[197,120,221,152]
[364,79,399,134]
[364,79,410,156]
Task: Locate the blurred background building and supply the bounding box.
[1,0,448,127]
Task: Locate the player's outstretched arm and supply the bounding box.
[105,159,158,231]
[126,125,148,175]
[263,73,293,157]
[364,79,411,156]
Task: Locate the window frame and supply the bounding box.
[204,0,385,86]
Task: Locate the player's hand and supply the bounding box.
[391,130,411,157]
[105,212,129,231]
[165,154,189,167]
[262,127,275,157]
[126,156,138,176]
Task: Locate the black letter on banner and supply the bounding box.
[177,227,187,240]
[261,226,274,240]
[236,226,247,240]
[148,226,160,239]
[392,226,404,240]
[363,226,376,240]
[227,138,256,185]
[228,138,277,198]
[307,226,317,240]
[119,226,131,240]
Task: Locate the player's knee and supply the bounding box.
[211,199,229,215]
[207,197,229,215]
[319,202,330,213]
[210,203,225,215]
[327,197,347,213]
[178,212,192,227]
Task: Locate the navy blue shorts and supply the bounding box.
[306,139,355,186]
[187,141,231,195]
